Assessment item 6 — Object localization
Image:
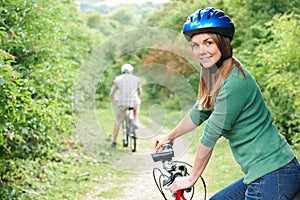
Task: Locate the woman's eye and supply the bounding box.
[191,43,199,49]
[206,41,213,45]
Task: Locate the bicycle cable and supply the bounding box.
[152,161,207,200]
[173,160,207,200]
[153,167,169,200]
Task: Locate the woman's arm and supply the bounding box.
[189,143,213,183]
[154,113,197,151]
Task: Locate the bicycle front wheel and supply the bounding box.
[128,118,136,152]
[130,134,136,152]
[122,118,128,147]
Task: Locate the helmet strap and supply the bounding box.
[202,47,233,73]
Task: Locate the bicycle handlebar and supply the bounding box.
[151,143,206,200]
[151,143,174,162]
[151,143,193,200]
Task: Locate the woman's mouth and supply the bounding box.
[200,56,212,63]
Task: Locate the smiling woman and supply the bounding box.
[154,7,300,199]
[191,34,222,69]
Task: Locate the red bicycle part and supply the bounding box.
[175,189,186,200]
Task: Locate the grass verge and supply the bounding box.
[4,103,298,199]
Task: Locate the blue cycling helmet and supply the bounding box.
[183,7,235,42]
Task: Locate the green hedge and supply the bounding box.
[243,13,300,146]
[0,0,97,198]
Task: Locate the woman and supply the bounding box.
[154,7,300,199]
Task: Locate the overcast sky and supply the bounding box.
[86,0,170,6]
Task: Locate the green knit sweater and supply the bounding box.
[190,66,295,184]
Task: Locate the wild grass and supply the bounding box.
[26,103,299,199]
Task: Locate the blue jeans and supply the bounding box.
[210,158,300,200]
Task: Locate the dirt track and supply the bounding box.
[84,123,211,200]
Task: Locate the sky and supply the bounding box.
[79,0,170,7]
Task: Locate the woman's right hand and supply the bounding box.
[153,134,172,151]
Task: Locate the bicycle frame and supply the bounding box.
[175,190,186,200]
[122,107,136,152]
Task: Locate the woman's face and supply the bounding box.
[191,33,222,68]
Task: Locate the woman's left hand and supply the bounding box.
[169,176,195,196]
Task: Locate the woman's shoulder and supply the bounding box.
[225,66,257,90]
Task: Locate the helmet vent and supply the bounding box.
[197,12,201,21]
[215,10,224,17]
[207,13,212,19]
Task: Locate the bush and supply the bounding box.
[0,0,98,198]
[244,13,300,145]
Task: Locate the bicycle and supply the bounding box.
[122,107,137,152]
[151,144,300,200]
[151,143,207,200]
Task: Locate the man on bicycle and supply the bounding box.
[110,63,142,147]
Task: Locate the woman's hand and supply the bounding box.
[154,113,197,151]
[169,176,195,196]
[153,134,172,151]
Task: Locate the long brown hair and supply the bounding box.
[197,33,245,109]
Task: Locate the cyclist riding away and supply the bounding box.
[110,63,142,147]
[154,7,300,199]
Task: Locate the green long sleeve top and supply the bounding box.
[190,66,295,184]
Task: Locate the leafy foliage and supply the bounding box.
[0,0,102,198]
[246,13,300,145]
[142,45,198,104]
[227,0,300,50]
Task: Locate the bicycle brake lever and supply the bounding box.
[163,176,173,187]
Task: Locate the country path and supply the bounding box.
[84,121,210,200]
